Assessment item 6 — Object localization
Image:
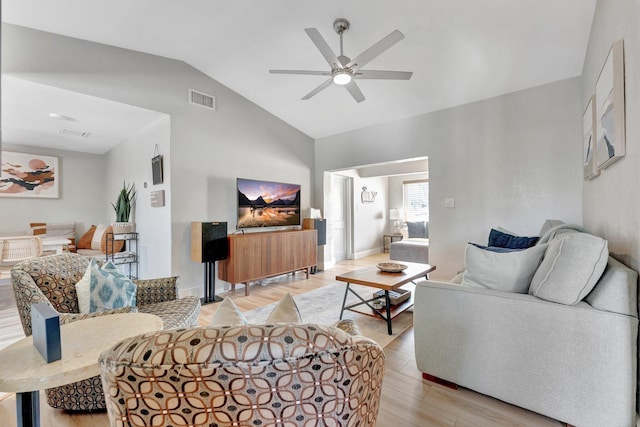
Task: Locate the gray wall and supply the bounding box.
[3,24,315,295]
[0,143,105,237]
[315,78,583,280]
[581,0,640,272]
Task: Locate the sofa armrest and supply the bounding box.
[134,276,178,305]
[413,279,638,427]
[59,306,139,325]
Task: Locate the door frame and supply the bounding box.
[321,172,354,269]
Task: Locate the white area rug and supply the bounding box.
[243,282,413,348]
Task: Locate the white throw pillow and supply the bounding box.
[88,261,137,312]
[91,223,107,250]
[75,261,94,314]
[209,297,248,326]
[462,243,548,293]
[265,293,303,324]
[529,233,608,305]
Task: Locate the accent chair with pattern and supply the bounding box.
[11,253,201,411]
[99,324,385,427]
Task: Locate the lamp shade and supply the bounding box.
[389,209,402,221]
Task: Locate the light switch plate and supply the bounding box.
[443,198,455,208]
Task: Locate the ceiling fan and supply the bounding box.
[269,18,412,103]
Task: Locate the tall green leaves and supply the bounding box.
[112,182,136,222]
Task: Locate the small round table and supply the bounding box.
[0,313,163,427]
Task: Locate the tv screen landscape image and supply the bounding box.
[237,178,301,229]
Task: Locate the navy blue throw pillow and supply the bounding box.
[488,229,538,249]
[469,243,522,253]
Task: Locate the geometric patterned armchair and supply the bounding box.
[11,253,201,411]
[99,324,385,426]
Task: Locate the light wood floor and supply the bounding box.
[0,254,565,426]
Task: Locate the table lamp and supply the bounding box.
[389,209,403,234]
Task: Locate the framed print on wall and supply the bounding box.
[0,151,59,198]
[595,39,625,170]
[583,96,599,180]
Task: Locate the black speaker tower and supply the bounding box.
[191,222,228,304]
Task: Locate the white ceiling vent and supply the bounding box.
[189,89,216,111]
[59,128,91,137]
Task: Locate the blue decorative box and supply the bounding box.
[31,303,61,363]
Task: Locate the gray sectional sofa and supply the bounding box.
[413,221,638,427]
[389,220,429,264]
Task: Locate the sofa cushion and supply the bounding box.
[495,226,518,236]
[470,243,523,253]
[488,229,538,249]
[529,233,608,305]
[100,225,125,254]
[537,223,584,245]
[585,256,638,316]
[209,297,247,326]
[265,293,302,324]
[538,219,565,238]
[407,221,428,238]
[462,243,548,293]
[91,224,107,250]
[77,225,96,249]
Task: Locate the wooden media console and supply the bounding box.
[218,229,317,295]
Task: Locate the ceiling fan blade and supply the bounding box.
[345,81,365,103]
[346,30,405,70]
[302,78,333,100]
[304,28,342,67]
[356,70,413,80]
[270,70,332,76]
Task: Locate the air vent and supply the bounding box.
[59,128,91,137]
[189,89,216,111]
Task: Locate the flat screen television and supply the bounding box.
[237,178,301,229]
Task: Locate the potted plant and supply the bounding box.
[111,182,136,233]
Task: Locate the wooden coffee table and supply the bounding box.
[0,313,163,427]
[336,261,435,335]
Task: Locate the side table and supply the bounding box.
[382,234,403,253]
[0,313,163,427]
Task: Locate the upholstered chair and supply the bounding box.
[11,253,201,411]
[100,324,385,427]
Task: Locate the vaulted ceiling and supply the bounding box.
[2,0,596,152]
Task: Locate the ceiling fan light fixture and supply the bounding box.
[333,71,352,85]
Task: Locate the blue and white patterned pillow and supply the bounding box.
[88,261,137,312]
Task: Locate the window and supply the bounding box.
[403,179,429,221]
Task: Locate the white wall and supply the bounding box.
[353,176,388,257]
[104,117,172,278]
[581,0,640,273]
[0,143,106,237]
[4,24,315,295]
[316,78,582,280]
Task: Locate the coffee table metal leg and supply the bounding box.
[384,291,392,335]
[339,283,351,320]
[16,391,39,427]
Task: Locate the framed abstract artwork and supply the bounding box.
[583,96,599,180]
[0,151,59,198]
[595,39,625,170]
